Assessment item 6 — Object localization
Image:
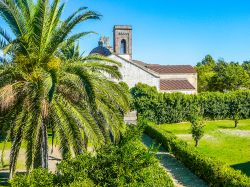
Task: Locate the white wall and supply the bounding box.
[110,55,160,90]
[161,89,197,94]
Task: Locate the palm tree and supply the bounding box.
[0,0,129,178]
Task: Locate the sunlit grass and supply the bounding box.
[157,119,250,176]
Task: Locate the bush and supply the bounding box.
[131,83,250,124]
[10,168,54,187]
[189,115,205,147]
[56,126,173,187]
[144,122,250,186]
[11,126,174,187]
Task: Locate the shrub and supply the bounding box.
[131,83,250,124]
[68,179,95,187]
[189,115,205,147]
[144,122,250,186]
[56,126,174,187]
[10,168,54,187]
[11,126,173,187]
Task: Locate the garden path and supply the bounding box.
[142,134,208,187]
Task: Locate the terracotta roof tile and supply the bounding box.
[160,79,195,90]
[145,65,196,74]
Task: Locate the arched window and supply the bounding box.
[120,39,126,54]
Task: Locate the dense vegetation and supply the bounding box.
[10,126,174,187]
[0,0,129,178]
[196,55,250,92]
[131,83,250,124]
[144,121,250,187]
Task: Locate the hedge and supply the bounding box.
[144,122,250,187]
[131,83,250,124]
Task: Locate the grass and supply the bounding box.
[158,119,250,176]
[0,133,55,171]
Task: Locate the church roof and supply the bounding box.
[90,38,112,56]
[160,79,195,90]
[145,65,196,74]
[90,45,112,56]
[132,60,148,66]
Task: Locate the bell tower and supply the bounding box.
[113,25,132,60]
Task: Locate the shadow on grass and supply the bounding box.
[231,161,250,177]
[218,126,236,129]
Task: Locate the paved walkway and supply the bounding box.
[142,134,208,187]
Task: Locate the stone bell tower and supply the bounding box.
[113,25,132,60]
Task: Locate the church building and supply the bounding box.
[90,25,197,94]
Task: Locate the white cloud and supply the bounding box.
[0,50,3,57]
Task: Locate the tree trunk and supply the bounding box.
[234,120,238,128]
[41,121,48,169]
[195,140,198,147]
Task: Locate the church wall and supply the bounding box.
[110,55,160,90]
[161,89,197,94]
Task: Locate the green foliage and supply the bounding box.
[145,123,250,187]
[55,126,173,187]
[196,55,216,92]
[189,115,205,147]
[209,62,250,92]
[10,126,173,187]
[68,179,96,187]
[196,55,250,92]
[132,83,250,124]
[10,168,54,187]
[0,0,130,177]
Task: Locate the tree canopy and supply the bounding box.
[196,55,250,92]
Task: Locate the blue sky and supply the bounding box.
[2,0,250,65]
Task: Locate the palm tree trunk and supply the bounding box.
[41,121,48,169]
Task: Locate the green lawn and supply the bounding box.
[158,119,250,176]
[0,133,54,170]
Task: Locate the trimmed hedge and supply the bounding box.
[144,122,250,187]
[131,83,250,124]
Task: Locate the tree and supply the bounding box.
[195,55,216,92]
[0,0,129,178]
[242,60,250,80]
[209,62,250,92]
[197,54,216,67]
[189,115,205,147]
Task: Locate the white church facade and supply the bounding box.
[90,25,197,94]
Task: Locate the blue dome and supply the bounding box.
[90,41,112,56]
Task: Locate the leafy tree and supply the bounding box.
[189,115,205,147]
[209,62,249,92]
[196,55,216,92]
[196,56,250,92]
[0,0,129,178]
[197,54,216,67]
[242,60,250,78]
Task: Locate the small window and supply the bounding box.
[120,39,126,54]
